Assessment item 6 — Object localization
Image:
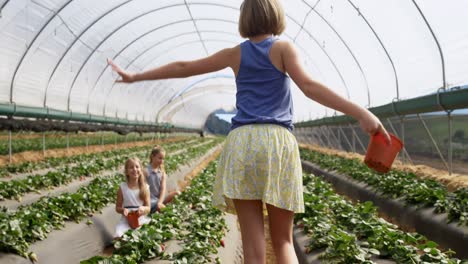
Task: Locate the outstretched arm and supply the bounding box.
[108,46,238,83]
[281,41,390,143]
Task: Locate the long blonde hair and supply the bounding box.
[149,145,166,175]
[238,0,286,38]
[124,157,149,201]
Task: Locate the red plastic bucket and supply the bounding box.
[364,132,403,173]
[127,210,140,229]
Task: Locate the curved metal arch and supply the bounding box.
[411,0,446,89]
[132,32,240,108]
[281,15,347,98]
[168,74,234,103]
[282,13,352,97]
[139,34,332,121]
[16,1,240,107]
[58,3,188,111]
[306,3,371,106]
[158,85,236,123]
[64,2,242,112]
[114,40,326,122]
[346,0,400,100]
[85,1,241,113]
[75,1,345,117]
[43,0,134,107]
[85,19,238,114]
[139,31,332,108]
[1,0,10,12]
[294,41,328,82]
[82,1,351,121]
[288,8,339,92]
[78,2,242,104]
[290,15,351,99]
[115,39,239,120]
[293,7,313,42]
[9,0,74,103]
[163,90,236,124]
[127,31,239,71]
[103,31,240,117]
[67,3,340,117]
[184,0,208,56]
[101,33,239,116]
[84,19,197,113]
[67,18,237,112]
[100,31,207,116]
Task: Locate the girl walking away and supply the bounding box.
[114,158,151,238]
[147,146,180,214]
[108,0,390,262]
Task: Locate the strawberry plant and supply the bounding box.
[300,148,468,226]
[0,139,220,260]
[0,138,208,201]
[296,174,464,263]
[82,162,227,264]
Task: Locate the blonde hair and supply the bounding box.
[149,145,166,175]
[124,157,149,201]
[238,0,286,38]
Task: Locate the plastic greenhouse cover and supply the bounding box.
[0,0,467,128]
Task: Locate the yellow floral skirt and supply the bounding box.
[212,124,304,214]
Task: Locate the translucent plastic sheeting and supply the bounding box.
[159,85,236,128]
[1,0,467,129]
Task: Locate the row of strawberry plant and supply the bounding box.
[0,132,168,156]
[300,148,468,226]
[0,140,218,259]
[296,174,464,263]
[163,138,223,173]
[0,175,123,259]
[82,161,227,264]
[0,138,207,201]
[0,136,198,177]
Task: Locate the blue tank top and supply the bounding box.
[231,37,293,131]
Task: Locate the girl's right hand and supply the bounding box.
[107,58,135,83]
[122,208,129,216]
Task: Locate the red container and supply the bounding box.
[364,132,403,173]
[127,211,140,229]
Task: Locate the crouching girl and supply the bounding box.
[114,157,151,238]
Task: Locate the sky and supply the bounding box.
[215,113,235,124]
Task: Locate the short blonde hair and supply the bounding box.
[238,0,286,38]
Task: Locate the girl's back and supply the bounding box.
[232,37,293,130]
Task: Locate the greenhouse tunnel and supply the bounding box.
[0,0,467,263]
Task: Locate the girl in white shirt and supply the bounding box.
[114,157,151,238]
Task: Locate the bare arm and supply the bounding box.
[115,187,128,216]
[108,47,238,83]
[158,173,167,208]
[282,41,390,142]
